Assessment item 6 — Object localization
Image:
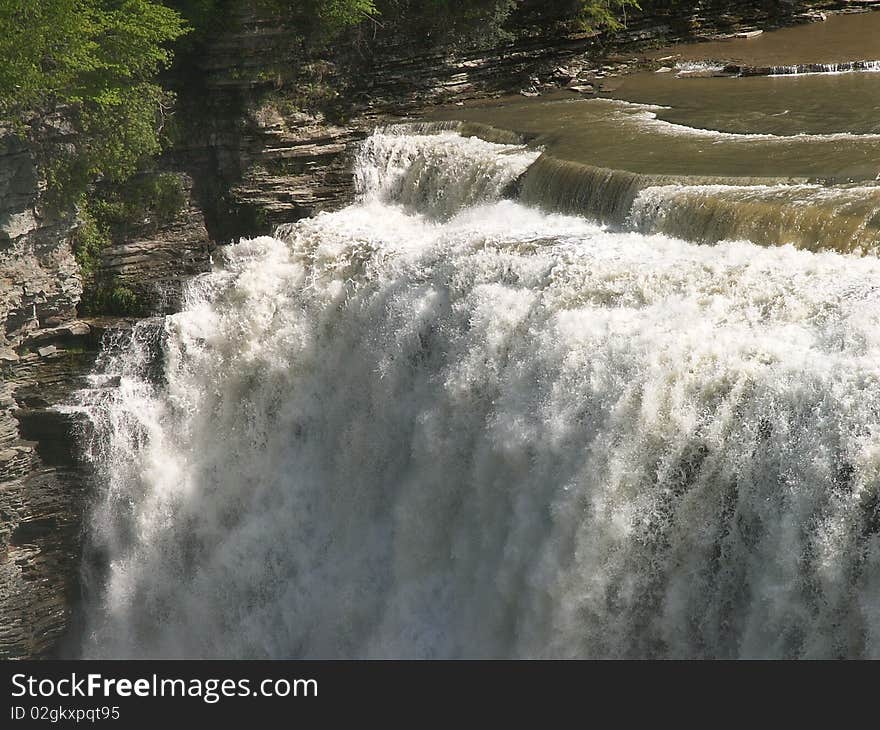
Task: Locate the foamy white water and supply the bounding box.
[77,128,880,658]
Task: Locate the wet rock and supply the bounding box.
[550,66,576,83]
[0,129,207,659]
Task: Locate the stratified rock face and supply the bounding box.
[228,111,363,231]
[0,138,212,658]
[0,136,81,350]
[0,131,91,658]
[95,173,215,314]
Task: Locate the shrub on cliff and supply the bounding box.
[577,0,641,30]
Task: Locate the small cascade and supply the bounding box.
[731,60,880,77]
[353,122,539,219]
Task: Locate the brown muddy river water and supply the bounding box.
[427,11,880,253]
[656,9,880,66]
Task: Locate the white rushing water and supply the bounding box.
[78,127,880,659]
[674,59,880,77]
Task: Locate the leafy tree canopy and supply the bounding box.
[0,0,188,201]
[0,0,644,203]
[314,0,378,27]
[577,0,641,30]
[0,0,187,111]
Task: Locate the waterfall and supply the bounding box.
[77,125,880,659]
[516,157,880,254]
[350,124,539,220]
[627,183,880,253]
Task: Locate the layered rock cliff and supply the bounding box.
[0,132,87,658]
[0,138,212,656]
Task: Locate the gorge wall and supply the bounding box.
[0,0,869,658]
[0,135,213,657]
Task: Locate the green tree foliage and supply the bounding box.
[372,0,517,46]
[0,0,640,198]
[168,0,378,41]
[312,0,378,27]
[576,0,641,30]
[0,0,188,201]
[351,0,642,50]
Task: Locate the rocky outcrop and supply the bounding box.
[225,110,364,231]
[0,136,81,351]
[95,174,215,314]
[0,132,90,658]
[0,134,209,658]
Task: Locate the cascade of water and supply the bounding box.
[76,126,880,659]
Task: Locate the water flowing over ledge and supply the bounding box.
[74,126,880,659]
[727,60,880,77]
[324,122,880,254]
[351,123,540,220]
[676,60,880,78]
[520,164,876,253]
